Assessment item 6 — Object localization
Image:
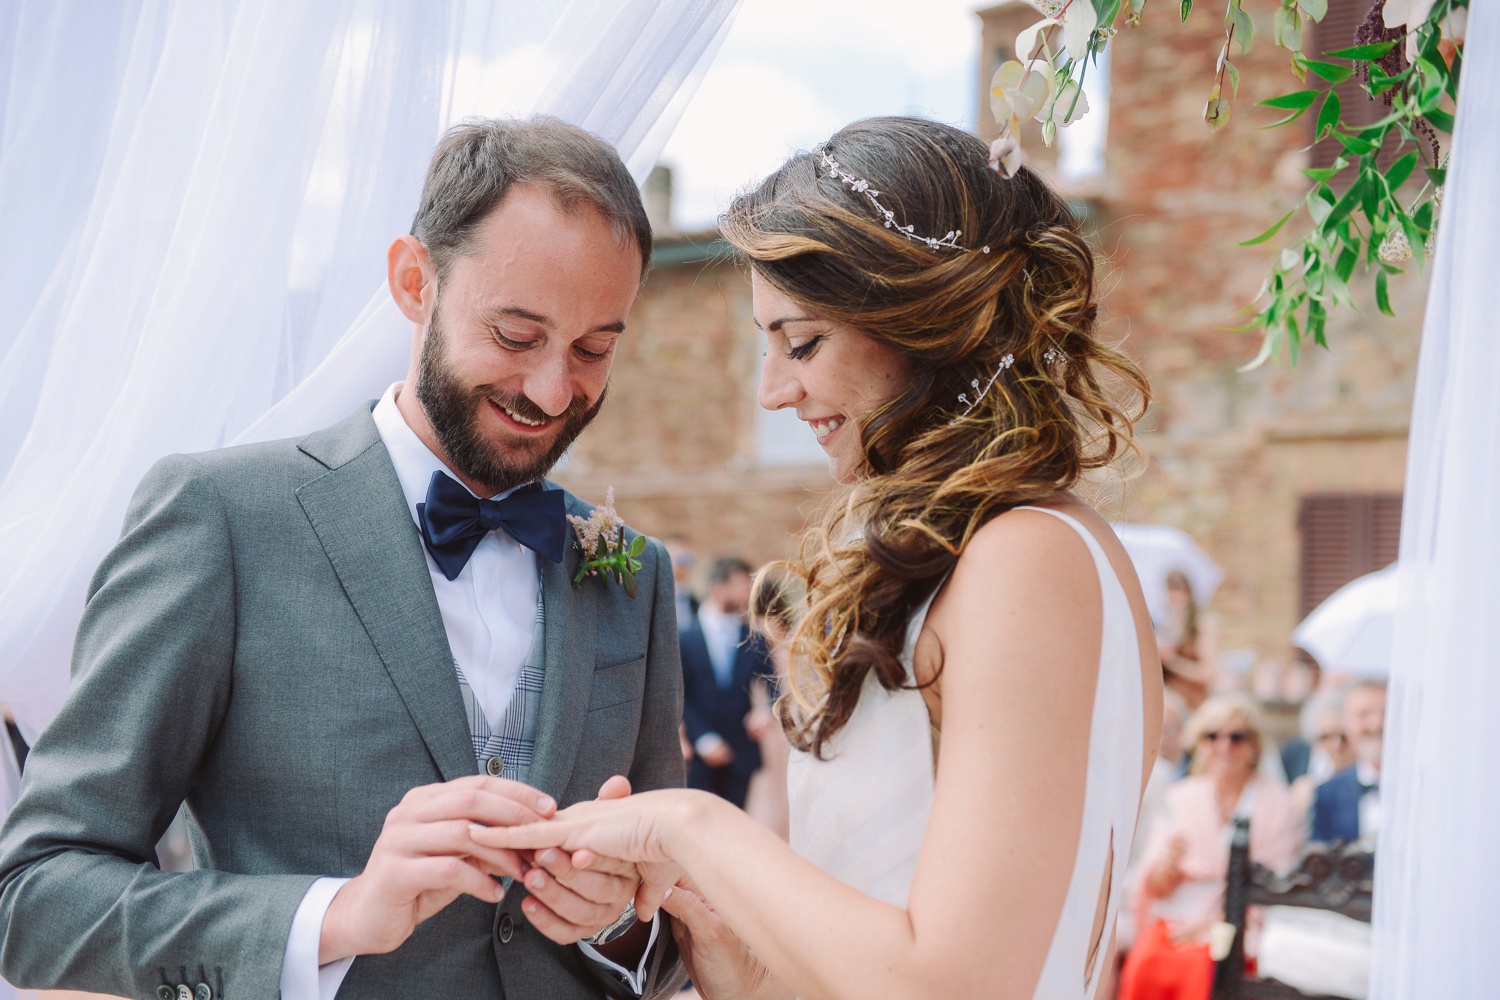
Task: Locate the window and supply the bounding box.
[1298,492,1403,616]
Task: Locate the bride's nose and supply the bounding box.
[758,353,802,412]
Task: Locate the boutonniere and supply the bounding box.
[568,488,645,598]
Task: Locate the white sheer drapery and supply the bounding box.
[1370,8,1498,998]
[0,0,740,743]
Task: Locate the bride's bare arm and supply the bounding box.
[478,509,1136,1000]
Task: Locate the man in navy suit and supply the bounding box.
[1312,680,1387,844]
[679,556,774,808]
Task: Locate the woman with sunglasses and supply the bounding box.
[1119,695,1305,1000]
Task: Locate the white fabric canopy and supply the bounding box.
[0,0,740,743]
[1371,7,1499,997]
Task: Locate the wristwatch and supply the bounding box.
[585,900,639,947]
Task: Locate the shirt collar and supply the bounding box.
[1355,761,1380,787]
[371,382,522,524]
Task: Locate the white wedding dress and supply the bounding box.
[787,507,1145,999]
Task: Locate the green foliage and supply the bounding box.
[1239,0,1463,366]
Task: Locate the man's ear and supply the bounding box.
[388,235,435,325]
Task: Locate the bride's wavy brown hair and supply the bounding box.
[719,116,1150,757]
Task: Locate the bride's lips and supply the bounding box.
[805,414,847,449]
[488,398,553,435]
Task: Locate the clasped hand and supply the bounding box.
[319,775,642,964]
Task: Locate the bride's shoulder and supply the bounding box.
[950,500,1104,588]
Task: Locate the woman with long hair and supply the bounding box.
[474,116,1164,999]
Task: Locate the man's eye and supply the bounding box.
[574,342,613,362]
[786,335,824,361]
[494,329,537,350]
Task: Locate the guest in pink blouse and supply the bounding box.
[1119,695,1306,1000]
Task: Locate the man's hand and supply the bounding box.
[695,733,734,768]
[318,776,555,964]
[520,775,640,946]
[744,707,773,742]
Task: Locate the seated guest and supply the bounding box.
[1286,686,1355,817]
[1120,695,1306,1000]
[1312,680,1386,844]
[1282,685,1351,783]
[1157,570,1219,709]
[680,556,775,808]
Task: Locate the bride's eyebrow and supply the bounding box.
[754,316,820,332]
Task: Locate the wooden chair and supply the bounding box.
[1211,817,1374,1000]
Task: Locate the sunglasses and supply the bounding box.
[1201,729,1253,746]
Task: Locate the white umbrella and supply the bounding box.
[1292,563,1399,677]
[1112,522,1224,629]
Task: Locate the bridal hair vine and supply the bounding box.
[818,147,991,255]
[951,353,1015,424]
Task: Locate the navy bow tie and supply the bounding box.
[416,471,567,580]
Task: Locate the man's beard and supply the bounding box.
[415,309,606,496]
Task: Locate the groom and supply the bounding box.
[0,118,686,1000]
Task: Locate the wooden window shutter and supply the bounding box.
[1298,492,1404,617]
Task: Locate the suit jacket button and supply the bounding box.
[176,986,192,1000]
[486,756,503,776]
[156,987,175,1000]
[195,984,213,1000]
[498,913,515,944]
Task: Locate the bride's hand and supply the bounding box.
[467,783,702,918]
[662,878,788,1000]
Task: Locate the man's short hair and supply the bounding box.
[411,116,652,282]
[707,556,753,587]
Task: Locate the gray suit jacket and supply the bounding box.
[0,407,687,1000]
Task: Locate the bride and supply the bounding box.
[475,116,1163,1000]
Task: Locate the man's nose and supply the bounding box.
[524,349,576,417]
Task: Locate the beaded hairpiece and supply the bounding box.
[951,354,1015,424]
[818,147,991,255]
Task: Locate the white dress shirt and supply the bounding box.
[281,385,653,999]
[697,603,742,689]
[1356,761,1381,842]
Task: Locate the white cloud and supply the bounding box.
[657,0,989,229]
[657,59,845,230]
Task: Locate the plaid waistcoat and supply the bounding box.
[453,592,546,783]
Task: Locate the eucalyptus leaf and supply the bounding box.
[1315,89,1341,139]
[1240,207,1296,246]
[1301,58,1354,83]
[1324,40,1397,60]
[1375,269,1394,316]
[1205,96,1232,130]
[628,533,646,558]
[1231,5,1253,52]
[1226,60,1241,95]
[1258,89,1320,110]
[1384,151,1419,191]
[1298,0,1327,22]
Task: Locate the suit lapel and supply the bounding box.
[528,524,598,801]
[296,412,476,783]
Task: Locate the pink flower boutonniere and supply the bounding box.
[568,488,645,598]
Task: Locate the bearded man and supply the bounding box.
[0,118,685,1000]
